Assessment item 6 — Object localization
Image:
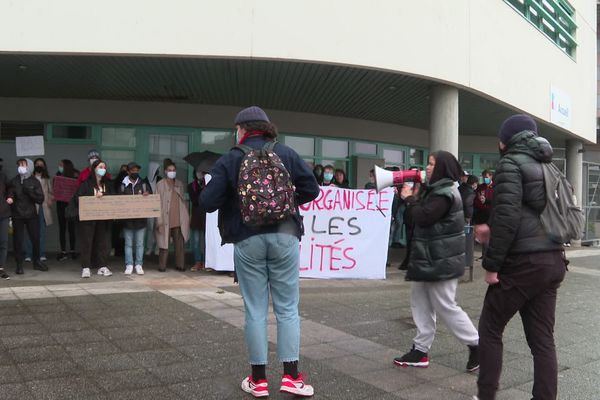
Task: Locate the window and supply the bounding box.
[322,139,348,158]
[354,142,377,155]
[283,136,315,157]
[480,154,500,172]
[53,125,93,140]
[101,150,136,175]
[459,154,474,173]
[383,148,404,167]
[0,122,44,141]
[149,134,189,181]
[201,131,234,153]
[102,127,136,148]
[409,148,425,167]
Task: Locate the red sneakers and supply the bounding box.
[241,376,269,398]
[280,373,314,397]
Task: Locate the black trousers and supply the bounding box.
[56,201,76,252]
[13,217,39,265]
[78,220,110,269]
[477,251,567,400]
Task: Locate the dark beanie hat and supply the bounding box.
[498,114,537,144]
[234,106,270,125]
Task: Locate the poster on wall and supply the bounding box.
[550,85,571,129]
[205,187,394,279]
[16,135,45,157]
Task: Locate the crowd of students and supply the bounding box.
[0,150,208,279]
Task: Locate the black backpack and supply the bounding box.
[540,161,585,243]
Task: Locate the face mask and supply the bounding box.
[196,172,203,180]
[167,171,176,179]
[89,158,98,166]
[129,173,139,181]
[483,177,491,185]
[34,166,44,174]
[96,168,107,177]
[323,172,334,182]
[58,166,64,174]
[18,166,28,175]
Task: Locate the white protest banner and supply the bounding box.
[16,136,45,157]
[204,210,235,271]
[205,187,394,279]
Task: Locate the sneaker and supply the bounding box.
[0,269,10,280]
[24,257,31,263]
[33,261,48,272]
[467,345,479,372]
[40,256,47,262]
[98,267,113,277]
[124,265,133,275]
[280,373,314,397]
[56,252,68,261]
[393,346,429,368]
[135,265,144,275]
[241,376,269,398]
[81,268,91,278]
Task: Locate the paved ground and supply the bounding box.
[0,247,598,399]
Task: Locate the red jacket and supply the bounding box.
[77,167,112,186]
[473,183,494,211]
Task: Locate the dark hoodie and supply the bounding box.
[483,131,563,273]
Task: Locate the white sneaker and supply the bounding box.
[24,257,32,263]
[135,265,144,275]
[97,267,113,277]
[81,268,91,278]
[124,265,133,275]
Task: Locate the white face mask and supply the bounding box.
[167,171,176,179]
[17,166,28,175]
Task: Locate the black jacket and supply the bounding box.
[483,131,563,272]
[119,177,152,230]
[7,175,44,219]
[458,183,475,222]
[75,175,115,207]
[188,180,207,231]
[0,172,10,218]
[200,136,320,244]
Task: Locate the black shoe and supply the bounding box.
[0,269,9,280]
[56,252,68,261]
[466,345,479,372]
[33,261,48,272]
[15,265,24,275]
[398,259,409,270]
[158,268,166,272]
[393,346,429,368]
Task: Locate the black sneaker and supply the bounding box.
[393,346,429,368]
[15,265,24,275]
[33,261,48,272]
[56,252,68,261]
[466,345,479,372]
[0,269,9,280]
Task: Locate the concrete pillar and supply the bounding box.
[430,85,459,157]
[566,139,583,207]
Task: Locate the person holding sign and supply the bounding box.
[393,151,479,373]
[120,162,152,275]
[55,159,79,261]
[201,106,319,398]
[6,159,46,274]
[156,162,190,272]
[74,159,114,279]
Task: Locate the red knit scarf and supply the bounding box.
[238,130,265,144]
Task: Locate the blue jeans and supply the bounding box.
[25,207,46,258]
[124,228,146,266]
[191,229,205,263]
[234,233,300,365]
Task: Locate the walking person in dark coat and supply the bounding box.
[476,115,567,400]
[188,169,207,271]
[0,159,11,279]
[6,159,46,274]
[201,106,319,398]
[393,151,479,372]
[459,175,479,224]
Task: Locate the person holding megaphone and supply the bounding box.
[383,151,479,373]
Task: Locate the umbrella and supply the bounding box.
[184,151,222,173]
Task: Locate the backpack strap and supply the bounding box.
[233,144,253,154]
[263,141,277,152]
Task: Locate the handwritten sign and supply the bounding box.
[205,187,394,279]
[79,194,161,221]
[53,176,78,203]
[16,136,45,157]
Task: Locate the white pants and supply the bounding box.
[411,279,479,353]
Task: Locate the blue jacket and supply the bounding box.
[200,136,320,244]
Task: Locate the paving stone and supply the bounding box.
[109,387,181,400]
[129,349,191,368]
[2,334,58,349]
[0,364,24,384]
[0,382,33,400]
[50,329,107,345]
[92,368,161,392]
[26,376,104,400]
[114,336,171,353]
[65,341,120,357]
[17,359,82,381]
[8,345,69,363]
[73,353,140,372]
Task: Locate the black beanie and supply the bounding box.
[498,114,537,145]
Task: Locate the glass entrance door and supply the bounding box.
[147,132,191,182]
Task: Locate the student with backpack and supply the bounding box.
[120,162,152,275]
[201,106,320,398]
[476,115,570,400]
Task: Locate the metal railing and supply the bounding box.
[504,0,577,57]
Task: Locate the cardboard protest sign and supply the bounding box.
[205,187,394,279]
[79,194,161,221]
[53,176,78,202]
[16,136,45,157]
